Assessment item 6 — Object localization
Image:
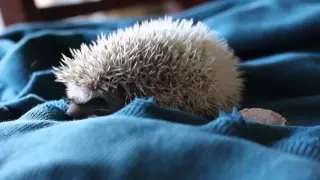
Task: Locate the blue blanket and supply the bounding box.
[1,0,320,179]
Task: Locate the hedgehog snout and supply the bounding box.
[67,101,87,119]
[66,100,112,119]
[66,89,127,119]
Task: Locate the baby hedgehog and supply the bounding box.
[54,17,243,119]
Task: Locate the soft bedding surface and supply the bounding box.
[1,0,320,179]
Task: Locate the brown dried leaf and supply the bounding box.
[239,108,289,126]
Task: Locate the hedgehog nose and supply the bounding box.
[67,103,85,119]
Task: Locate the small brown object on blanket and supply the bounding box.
[239,108,289,126]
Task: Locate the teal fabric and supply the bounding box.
[1,0,320,179]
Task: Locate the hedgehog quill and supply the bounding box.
[54,17,243,119]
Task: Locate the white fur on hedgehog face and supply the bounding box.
[66,83,97,104]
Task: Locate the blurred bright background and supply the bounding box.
[0,0,208,33]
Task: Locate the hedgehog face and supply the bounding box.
[65,83,126,119]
